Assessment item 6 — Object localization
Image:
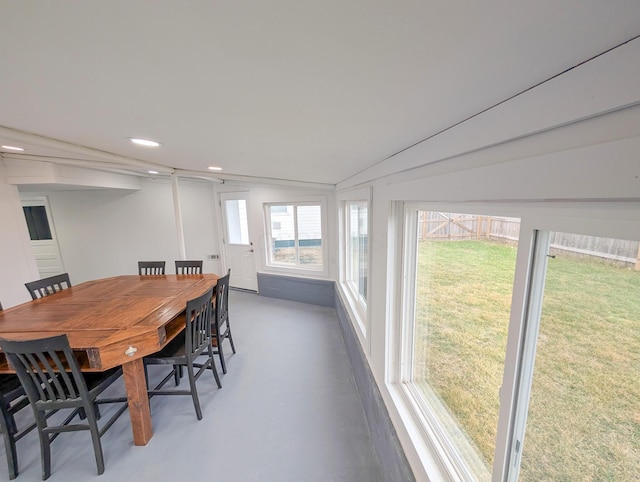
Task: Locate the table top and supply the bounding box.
[0,274,220,372]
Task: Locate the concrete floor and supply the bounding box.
[1,291,382,481]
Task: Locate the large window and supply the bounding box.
[399,207,640,480]
[265,202,324,271]
[346,201,368,303]
[516,232,640,481]
[405,211,520,480]
[338,199,369,334]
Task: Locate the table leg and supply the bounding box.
[122,358,153,445]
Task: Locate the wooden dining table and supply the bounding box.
[0,273,220,446]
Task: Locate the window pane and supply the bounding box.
[267,203,324,270]
[269,205,296,265]
[347,202,368,301]
[520,234,640,480]
[23,206,52,240]
[296,205,322,268]
[224,200,249,244]
[412,212,519,479]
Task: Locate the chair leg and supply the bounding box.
[1,423,18,480]
[174,365,183,386]
[208,344,222,389]
[186,364,203,420]
[228,328,236,354]
[85,402,105,475]
[0,401,19,479]
[216,334,227,374]
[36,412,52,480]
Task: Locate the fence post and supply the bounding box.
[486,218,492,240]
[636,244,640,271]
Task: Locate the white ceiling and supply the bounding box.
[1,1,639,186]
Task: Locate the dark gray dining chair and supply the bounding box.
[138,261,166,275]
[212,270,236,374]
[25,273,72,300]
[175,260,203,274]
[0,335,128,480]
[144,286,221,420]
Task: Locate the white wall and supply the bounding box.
[0,166,40,308]
[1,171,334,310]
[16,178,219,284]
[213,183,337,280]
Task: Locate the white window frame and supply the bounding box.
[337,187,371,342]
[389,201,640,482]
[263,199,328,276]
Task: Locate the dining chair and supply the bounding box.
[24,273,72,300]
[0,335,128,480]
[175,260,203,274]
[0,375,35,480]
[144,286,221,420]
[138,261,166,275]
[212,270,236,374]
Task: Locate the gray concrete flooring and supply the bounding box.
[1,291,382,481]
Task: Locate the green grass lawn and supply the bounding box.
[414,239,640,480]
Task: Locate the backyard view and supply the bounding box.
[412,214,640,480]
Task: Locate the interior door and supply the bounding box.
[219,192,258,291]
[21,196,65,278]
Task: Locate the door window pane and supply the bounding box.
[520,233,640,480]
[412,211,519,479]
[225,199,249,245]
[23,206,52,240]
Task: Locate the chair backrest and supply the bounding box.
[214,270,230,328]
[0,335,91,408]
[175,260,203,274]
[184,286,215,361]
[138,261,166,275]
[25,273,72,300]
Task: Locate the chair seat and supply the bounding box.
[145,331,187,363]
[0,376,23,398]
[83,367,123,393]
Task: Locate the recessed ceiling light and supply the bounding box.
[148,170,159,175]
[208,166,222,171]
[129,138,160,147]
[1,145,25,151]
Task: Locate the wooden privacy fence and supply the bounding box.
[418,212,640,268]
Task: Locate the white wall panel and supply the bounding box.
[0,167,40,308]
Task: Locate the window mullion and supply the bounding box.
[293,205,300,267]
